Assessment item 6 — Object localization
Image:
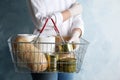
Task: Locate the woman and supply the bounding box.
[27,0,84,80]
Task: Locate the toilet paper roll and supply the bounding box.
[34,36,55,53]
[17,34,36,42]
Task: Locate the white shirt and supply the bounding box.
[27,0,84,36]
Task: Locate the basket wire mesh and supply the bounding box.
[8,35,89,73]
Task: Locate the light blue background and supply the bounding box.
[0,0,120,80]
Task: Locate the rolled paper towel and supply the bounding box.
[17,34,36,42]
[34,36,55,53]
[13,35,48,72]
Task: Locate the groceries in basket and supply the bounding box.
[34,36,55,53]
[57,58,76,72]
[55,36,79,51]
[55,36,78,58]
[13,34,48,72]
[10,33,82,73]
[45,54,58,72]
[55,36,78,72]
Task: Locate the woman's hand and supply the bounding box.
[69,29,82,51]
[69,31,80,43]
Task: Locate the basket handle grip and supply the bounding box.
[37,17,65,43]
[37,18,59,34]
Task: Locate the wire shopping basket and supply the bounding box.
[8,35,89,73]
[8,18,89,73]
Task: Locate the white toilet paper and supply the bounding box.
[17,34,36,42]
[34,36,55,53]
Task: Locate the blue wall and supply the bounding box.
[0,0,33,80]
[0,0,120,80]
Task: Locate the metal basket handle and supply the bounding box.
[34,17,65,43]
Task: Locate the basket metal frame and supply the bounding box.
[8,35,89,73]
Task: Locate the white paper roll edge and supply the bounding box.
[35,36,55,53]
[17,34,36,42]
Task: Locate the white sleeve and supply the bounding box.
[71,15,84,35]
[27,0,46,27]
[27,0,63,28]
